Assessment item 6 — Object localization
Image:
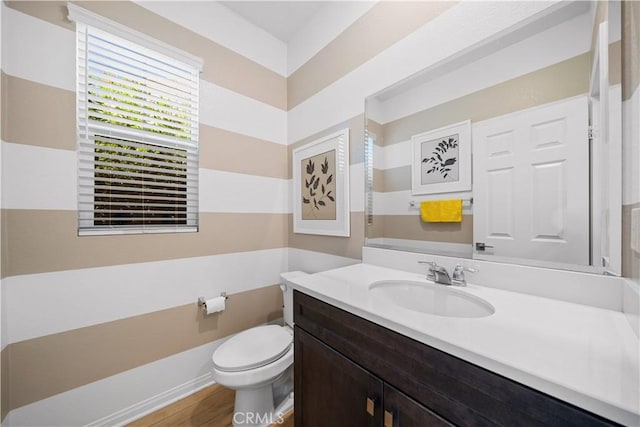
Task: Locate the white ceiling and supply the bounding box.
[220,1,327,43]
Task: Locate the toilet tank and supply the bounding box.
[279,271,307,327]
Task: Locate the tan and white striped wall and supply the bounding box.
[622,1,640,287]
[0,1,297,424]
[0,0,389,423]
[2,0,638,425]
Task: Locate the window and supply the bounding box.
[365,131,375,226]
[71,5,201,234]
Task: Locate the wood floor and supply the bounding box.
[127,384,293,427]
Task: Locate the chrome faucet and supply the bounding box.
[418,261,452,285]
[419,261,478,286]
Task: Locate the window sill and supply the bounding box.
[78,226,198,237]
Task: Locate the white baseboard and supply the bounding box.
[87,374,216,427]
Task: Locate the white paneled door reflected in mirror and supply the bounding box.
[364,1,622,275]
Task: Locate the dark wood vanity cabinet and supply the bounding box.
[293,291,619,427]
[295,326,450,427]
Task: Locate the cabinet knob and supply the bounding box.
[384,410,394,427]
[366,397,375,416]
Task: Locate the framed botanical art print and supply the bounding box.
[293,128,350,236]
[411,120,471,195]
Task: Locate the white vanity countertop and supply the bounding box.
[289,263,640,426]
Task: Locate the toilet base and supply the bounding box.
[232,386,293,427]
[232,384,274,427]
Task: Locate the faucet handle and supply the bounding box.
[418,260,438,280]
[454,264,478,273]
[452,264,478,285]
[418,260,439,271]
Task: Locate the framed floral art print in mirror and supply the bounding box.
[293,128,350,236]
[411,120,471,195]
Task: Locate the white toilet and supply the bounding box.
[211,271,306,427]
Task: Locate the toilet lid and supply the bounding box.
[212,325,293,372]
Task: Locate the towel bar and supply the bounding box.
[409,198,473,208]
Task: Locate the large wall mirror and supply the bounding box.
[365,1,622,275]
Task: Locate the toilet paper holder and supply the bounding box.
[198,292,228,309]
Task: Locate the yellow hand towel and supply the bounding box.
[420,199,463,222]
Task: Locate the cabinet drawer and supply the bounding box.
[294,291,618,426]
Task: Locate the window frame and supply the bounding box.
[69,4,203,236]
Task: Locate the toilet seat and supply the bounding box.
[213,325,293,372]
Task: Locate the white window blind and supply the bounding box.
[75,23,200,235]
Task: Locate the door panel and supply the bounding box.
[487,167,514,238]
[531,161,565,239]
[473,96,589,266]
[294,327,383,427]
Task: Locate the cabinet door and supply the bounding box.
[383,385,454,427]
[294,327,383,427]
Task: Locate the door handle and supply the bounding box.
[366,397,375,416]
[384,410,394,427]
[475,242,494,251]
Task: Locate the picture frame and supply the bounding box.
[411,120,472,195]
[293,128,350,236]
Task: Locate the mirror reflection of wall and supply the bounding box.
[365,1,622,274]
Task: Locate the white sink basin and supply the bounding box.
[369,280,495,318]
